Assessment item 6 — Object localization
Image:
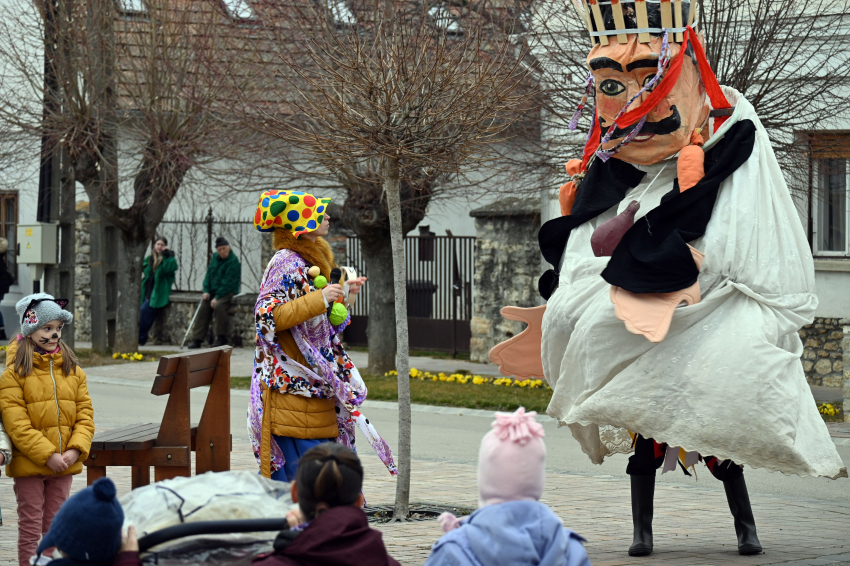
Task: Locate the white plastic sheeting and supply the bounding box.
[121,470,295,560]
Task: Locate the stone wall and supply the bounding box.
[469,197,541,363]
[799,318,847,387]
[147,291,257,347]
[74,202,92,342]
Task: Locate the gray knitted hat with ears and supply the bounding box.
[15,293,73,338]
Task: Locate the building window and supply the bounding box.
[222,0,256,21]
[116,0,147,14]
[0,192,18,283]
[814,158,849,255]
[330,0,355,26]
[429,5,462,34]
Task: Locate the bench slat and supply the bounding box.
[122,425,197,450]
[101,424,163,450]
[91,424,161,450]
[104,430,160,450]
[156,349,224,378]
[151,367,216,396]
[92,423,158,442]
[99,425,200,451]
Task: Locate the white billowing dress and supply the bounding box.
[542,88,847,478]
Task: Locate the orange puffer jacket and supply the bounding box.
[0,339,95,477]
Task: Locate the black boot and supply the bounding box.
[212,335,228,347]
[187,339,203,349]
[723,475,762,555]
[629,474,655,556]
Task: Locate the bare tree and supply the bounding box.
[0,0,274,351]
[249,0,536,517]
[508,0,850,200]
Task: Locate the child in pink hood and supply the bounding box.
[425,407,591,566]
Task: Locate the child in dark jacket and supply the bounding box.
[253,443,399,566]
[34,477,141,566]
[425,408,592,566]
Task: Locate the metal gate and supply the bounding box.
[343,235,475,354]
[156,209,267,293]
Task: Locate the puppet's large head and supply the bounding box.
[572,0,723,166]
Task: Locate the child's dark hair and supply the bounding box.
[295,443,363,520]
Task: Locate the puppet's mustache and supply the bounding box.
[599,106,682,139]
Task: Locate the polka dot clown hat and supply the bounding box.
[254,190,332,238]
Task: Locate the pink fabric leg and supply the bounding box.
[41,475,73,552]
[14,476,46,566]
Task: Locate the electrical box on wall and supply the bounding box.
[17,223,58,265]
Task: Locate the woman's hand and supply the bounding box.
[0,452,5,465]
[322,284,344,303]
[121,526,139,552]
[47,453,69,473]
[347,277,367,296]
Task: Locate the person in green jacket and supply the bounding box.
[139,237,178,345]
[188,237,241,348]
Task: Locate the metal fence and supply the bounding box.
[148,219,476,352]
[344,235,475,321]
[155,209,267,293]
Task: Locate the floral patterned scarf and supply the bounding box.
[248,247,397,476]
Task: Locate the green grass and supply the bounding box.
[230,374,551,413]
[345,346,471,361]
[362,374,550,413]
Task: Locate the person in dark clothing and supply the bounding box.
[626,435,761,557]
[188,237,241,348]
[253,443,400,566]
[139,237,178,345]
[0,237,13,340]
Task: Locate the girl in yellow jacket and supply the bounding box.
[0,293,95,566]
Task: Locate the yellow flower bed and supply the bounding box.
[112,352,148,361]
[384,368,549,389]
[818,403,838,417]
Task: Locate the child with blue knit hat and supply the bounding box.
[35,477,140,566]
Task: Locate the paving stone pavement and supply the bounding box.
[2,439,849,565]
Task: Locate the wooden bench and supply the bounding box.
[84,346,233,488]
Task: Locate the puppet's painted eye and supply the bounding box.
[642,74,657,88]
[599,79,626,96]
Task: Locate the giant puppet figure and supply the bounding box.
[489,0,848,558]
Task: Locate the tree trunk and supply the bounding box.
[113,235,147,353]
[361,236,397,375]
[385,157,411,521]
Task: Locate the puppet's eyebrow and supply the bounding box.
[589,57,623,71]
[626,58,659,71]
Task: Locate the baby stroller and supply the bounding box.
[125,471,293,565]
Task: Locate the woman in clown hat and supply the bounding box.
[249,190,397,483]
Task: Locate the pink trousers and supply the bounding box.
[13,475,73,566]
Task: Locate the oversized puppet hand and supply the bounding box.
[610,246,704,343]
[488,306,547,380]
